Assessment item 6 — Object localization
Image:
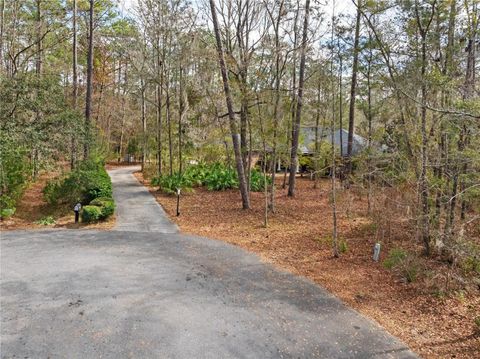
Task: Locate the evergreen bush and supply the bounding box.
[90,197,115,219]
[43,159,112,205]
[81,205,102,223]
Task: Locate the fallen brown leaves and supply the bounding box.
[136,171,480,359]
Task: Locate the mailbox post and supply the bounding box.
[74,203,82,223]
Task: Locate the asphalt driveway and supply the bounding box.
[0,167,417,358]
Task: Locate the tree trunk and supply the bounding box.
[178,65,184,175]
[314,77,321,189]
[415,2,435,255]
[366,44,373,215]
[435,0,456,242]
[338,55,343,157]
[84,0,94,160]
[32,0,43,179]
[156,43,164,177]
[459,17,476,221]
[240,96,248,172]
[118,62,128,163]
[330,2,339,258]
[346,0,361,176]
[141,80,147,173]
[288,0,310,197]
[268,0,284,212]
[286,1,300,190]
[209,0,250,209]
[119,96,126,162]
[70,0,78,170]
[166,80,173,176]
[0,0,5,73]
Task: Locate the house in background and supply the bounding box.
[251,127,367,173]
[299,127,366,157]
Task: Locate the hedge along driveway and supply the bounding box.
[108,166,178,233]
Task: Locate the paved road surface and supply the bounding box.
[1,167,417,358]
[109,166,178,233]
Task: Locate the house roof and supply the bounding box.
[299,127,366,156]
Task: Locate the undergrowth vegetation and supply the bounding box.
[43,159,112,206]
[151,163,271,195]
[42,158,115,223]
[0,143,30,219]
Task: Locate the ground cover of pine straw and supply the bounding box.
[136,171,480,359]
[0,171,115,231]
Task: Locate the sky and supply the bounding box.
[118,0,355,19]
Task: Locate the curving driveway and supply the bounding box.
[1,167,417,358]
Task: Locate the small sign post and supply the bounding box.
[74,203,82,223]
[176,188,181,217]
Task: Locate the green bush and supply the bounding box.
[383,248,420,283]
[81,205,102,223]
[204,164,238,191]
[249,169,272,192]
[1,207,16,218]
[152,174,193,195]
[383,248,408,269]
[82,168,112,202]
[152,163,274,194]
[0,141,30,218]
[402,258,419,283]
[0,195,16,218]
[339,240,348,253]
[90,197,115,219]
[43,159,112,205]
[152,163,242,194]
[462,256,480,275]
[182,163,209,187]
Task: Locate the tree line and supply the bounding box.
[1,0,479,257]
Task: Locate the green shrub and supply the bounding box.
[81,205,102,223]
[152,174,193,195]
[0,140,30,217]
[249,169,272,192]
[383,248,408,269]
[339,240,348,253]
[153,163,273,194]
[0,194,16,218]
[43,159,112,205]
[383,248,420,283]
[204,164,238,191]
[1,207,16,218]
[182,163,209,187]
[90,197,115,219]
[152,163,241,194]
[34,216,56,225]
[402,258,419,283]
[462,256,480,275]
[82,167,112,202]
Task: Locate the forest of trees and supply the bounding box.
[1,0,479,258]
